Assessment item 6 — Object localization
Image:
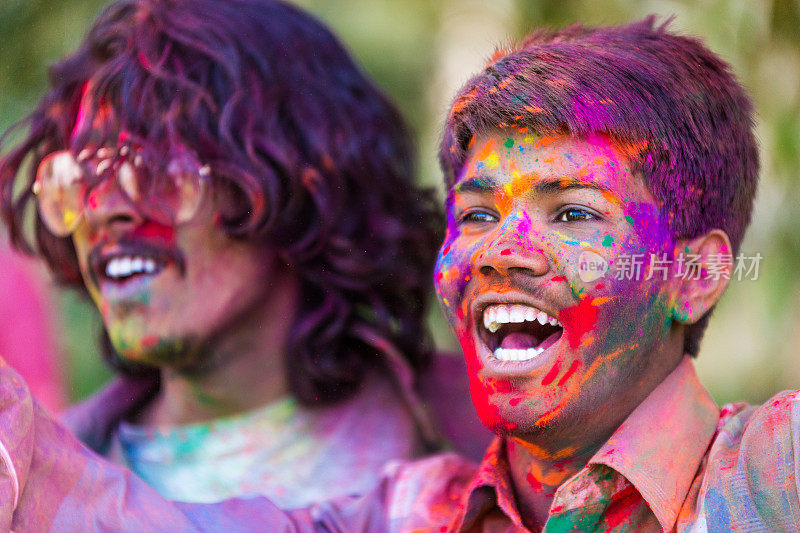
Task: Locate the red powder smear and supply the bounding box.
[441,244,451,255]
[141,335,160,348]
[460,332,502,428]
[70,82,93,141]
[86,191,100,210]
[500,248,512,256]
[595,283,604,290]
[132,222,175,242]
[550,276,567,282]
[604,484,640,528]
[557,360,581,386]
[559,297,599,349]
[137,50,152,69]
[509,397,522,407]
[491,378,514,394]
[541,360,561,386]
[526,472,543,492]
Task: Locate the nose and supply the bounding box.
[82,175,142,232]
[475,214,550,278]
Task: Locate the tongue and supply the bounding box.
[500,332,538,349]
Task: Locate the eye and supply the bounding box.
[458,209,498,225]
[555,206,598,223]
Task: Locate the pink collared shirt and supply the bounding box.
[2,356,800,531]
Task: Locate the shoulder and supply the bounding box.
[379,453,477,527]
[700,391,800,529]
[60,375,158,453]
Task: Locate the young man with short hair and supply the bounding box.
[1,16,797,532]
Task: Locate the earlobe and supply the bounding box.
[673,229,733,325]
[669,304,691,324]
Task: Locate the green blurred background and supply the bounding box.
[1,0,798,406]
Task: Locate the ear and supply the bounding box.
[671,229,733,324]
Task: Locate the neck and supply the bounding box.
[506,431,605,529]
[141,269,300,427]
[508,327,687,529]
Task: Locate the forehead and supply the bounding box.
[454,130,652,203]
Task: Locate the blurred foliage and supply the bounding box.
[0,0,798,405]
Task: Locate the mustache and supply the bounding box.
[470,271,568,298]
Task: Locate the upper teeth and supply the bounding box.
[482,304,560,333]
[105,255,158,278]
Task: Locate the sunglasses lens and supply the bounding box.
[118,157,206,226]
[34,151,86,236]
[34,148,207,234]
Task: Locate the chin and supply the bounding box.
[110,331,188,368]
[472,380,569,435]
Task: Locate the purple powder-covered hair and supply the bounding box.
[0,0,443,404]
[440,16,759,356]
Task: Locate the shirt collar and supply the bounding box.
[456,356,718,532]
[455,437,527,531]
[587,355,719,531]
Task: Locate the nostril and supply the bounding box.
[479,265,495,276]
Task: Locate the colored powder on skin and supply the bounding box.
[558,297,599,349]
[551,276,567,282]
[504,137,515,149]
[484,152,499,169]
[624,215,634,225]
[132,222,176,242]
[557,360,581,386]
[602,234,614,247]
[541,360,562,386]
[461,333,502,429]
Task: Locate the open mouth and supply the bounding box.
[100,254,168,282]
[479,303,564,362]
[90,242,183,286]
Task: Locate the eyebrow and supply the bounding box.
[453,175,614,197]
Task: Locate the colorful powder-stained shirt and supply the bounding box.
[367,357,800,531]
[112,377,420,507]
[2,356,800,531]
[59,353,492,507]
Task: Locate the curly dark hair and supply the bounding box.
[0,0,443,405]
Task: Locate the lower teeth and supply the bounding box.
[493,347,543,361]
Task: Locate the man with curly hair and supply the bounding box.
[0,0,488,508]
